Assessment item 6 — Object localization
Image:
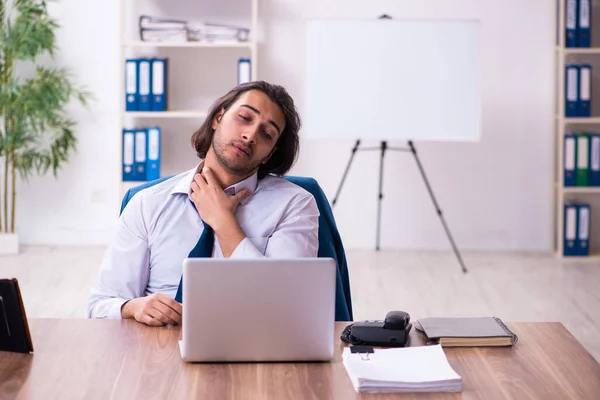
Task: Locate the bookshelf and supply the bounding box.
[560,115,600,123]
[118,0,259,198]
[124,110,208,119]
[563,186,600,193]
[557,46,600,54]
[555,0,600,259]
[124,41,253,49]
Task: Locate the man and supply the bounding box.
[88,81,319,326]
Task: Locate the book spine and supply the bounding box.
[493,317,519,345]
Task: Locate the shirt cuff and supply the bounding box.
[229,237,265,258]
[106,298,129,319]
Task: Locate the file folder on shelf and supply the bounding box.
[565,64,579,117]
[238,58,251,85]
[138,59,152,112]
[578,0,591,47]
[564,203,578,256]
[577,203,591,256]
[577,134,589,186]
[125,59,138,111]
[146,127,161,181]
[578,65,591,117]
[151,58,168,111]
[564,133,577,187]
[566,0,578,47]
[134,129,147,181]
[122,129,136,181]
[590,134,600,186]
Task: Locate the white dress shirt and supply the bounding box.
[87,162,320,319]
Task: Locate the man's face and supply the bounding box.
[209,90,286,177]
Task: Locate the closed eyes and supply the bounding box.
[238,114,274,139]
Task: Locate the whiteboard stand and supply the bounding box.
[306,17,479,273]
[331,139,468,274]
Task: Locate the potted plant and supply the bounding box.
[0,0,91,254]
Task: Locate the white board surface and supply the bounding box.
[305,19,481,142]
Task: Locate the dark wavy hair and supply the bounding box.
[191,81,301,179]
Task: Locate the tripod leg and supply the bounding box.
[332,140,361,208]
[377,141,387,251]
[408,141,468,273]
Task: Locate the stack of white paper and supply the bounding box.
[139,15,189,43]
[342,345,462,393]
[188,23,250,43]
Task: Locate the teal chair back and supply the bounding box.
[120,175,353,321]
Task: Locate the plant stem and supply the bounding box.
[10,125,15,233]
[3,58,10,234]
[3,133,8,234]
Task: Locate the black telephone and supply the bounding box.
[341,311,412,347]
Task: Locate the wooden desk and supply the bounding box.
[1,320,600,399]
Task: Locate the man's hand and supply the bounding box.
[190,167,251,230]
[121,293,182,326]
[191,166,250,257]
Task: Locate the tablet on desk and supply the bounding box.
[0,278,33,354]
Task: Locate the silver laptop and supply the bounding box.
[178,258,337,362]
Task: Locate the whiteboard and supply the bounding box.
[305,19,481,142]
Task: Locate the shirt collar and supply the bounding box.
[171,161,258,206]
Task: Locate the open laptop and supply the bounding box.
[178,258,337,363]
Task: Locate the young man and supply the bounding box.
[88,81,319,326]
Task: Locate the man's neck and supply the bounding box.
[202,155,255,189]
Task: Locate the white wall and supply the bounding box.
[16,0,122,245]
[16,0,555,252]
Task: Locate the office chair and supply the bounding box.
[120,175,354,321]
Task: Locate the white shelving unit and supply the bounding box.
[555,0,600,259]
[124,41,253,49]
[118,0,258,199]
[563,186,600,194]
[124,110,209,119]
[564,47,600,54]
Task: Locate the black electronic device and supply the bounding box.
[0,278,34,354]
[341,311,412,347]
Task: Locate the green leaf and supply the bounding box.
[3,0,58,61]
